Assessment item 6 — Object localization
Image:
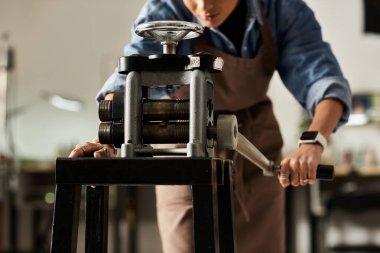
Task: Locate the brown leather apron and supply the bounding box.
[155,9,285,253]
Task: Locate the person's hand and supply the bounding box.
[278,143,323,188]
[69,138,117,158]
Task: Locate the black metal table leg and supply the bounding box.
[51,184,81,253]
[85,186,109,253]
[50,158,236,253]
[126,186,138,253]
[192,185,217,253]
[217,161,236,253]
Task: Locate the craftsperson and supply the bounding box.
[70,0,352,252]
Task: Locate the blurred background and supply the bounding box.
[0,0,379,252]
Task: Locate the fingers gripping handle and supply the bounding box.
[272,164,334,180]
[216,115,334,180]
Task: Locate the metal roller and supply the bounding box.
[98,92,124,122]
[98,122,124,148]
[99,121,190,146]
[98,100,112,122]
[143,122,189,144]
[99,96,190,122]
[143,99,189,121]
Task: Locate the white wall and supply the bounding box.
[305,0,380,92]
[0,0,146,160]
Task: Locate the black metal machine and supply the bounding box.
[99,21,223,159]
[50,21,237,253]
[50,20,334,253]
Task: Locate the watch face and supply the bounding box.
[300,131,318,140]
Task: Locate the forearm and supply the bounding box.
[279,98,344,188]
[307,98,344,139]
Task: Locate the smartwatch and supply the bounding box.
[298,131,327,150]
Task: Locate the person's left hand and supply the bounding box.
[278,143,323,188]
[68,139,117,158]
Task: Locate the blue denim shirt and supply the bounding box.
[97,0,351,127]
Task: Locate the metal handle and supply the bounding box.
[135,20,204,54]
[314,164,335,180]
[216,114,335,181]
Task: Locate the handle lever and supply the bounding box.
[216,115,334,180]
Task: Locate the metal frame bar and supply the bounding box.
[187,70,208,157]
[122,71,142,157]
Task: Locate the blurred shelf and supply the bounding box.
[19,159,55,173]
[334,165,380,177]
[329,244,380,252]
[347,93,380,126]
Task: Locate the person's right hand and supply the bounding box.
[69,139,117,158]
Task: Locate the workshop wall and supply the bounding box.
[2,0,378,161]
[0,0,146,160]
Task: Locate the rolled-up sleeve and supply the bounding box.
[96,69,126,102]
[306,76,352,129]
[276,0,352,129]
